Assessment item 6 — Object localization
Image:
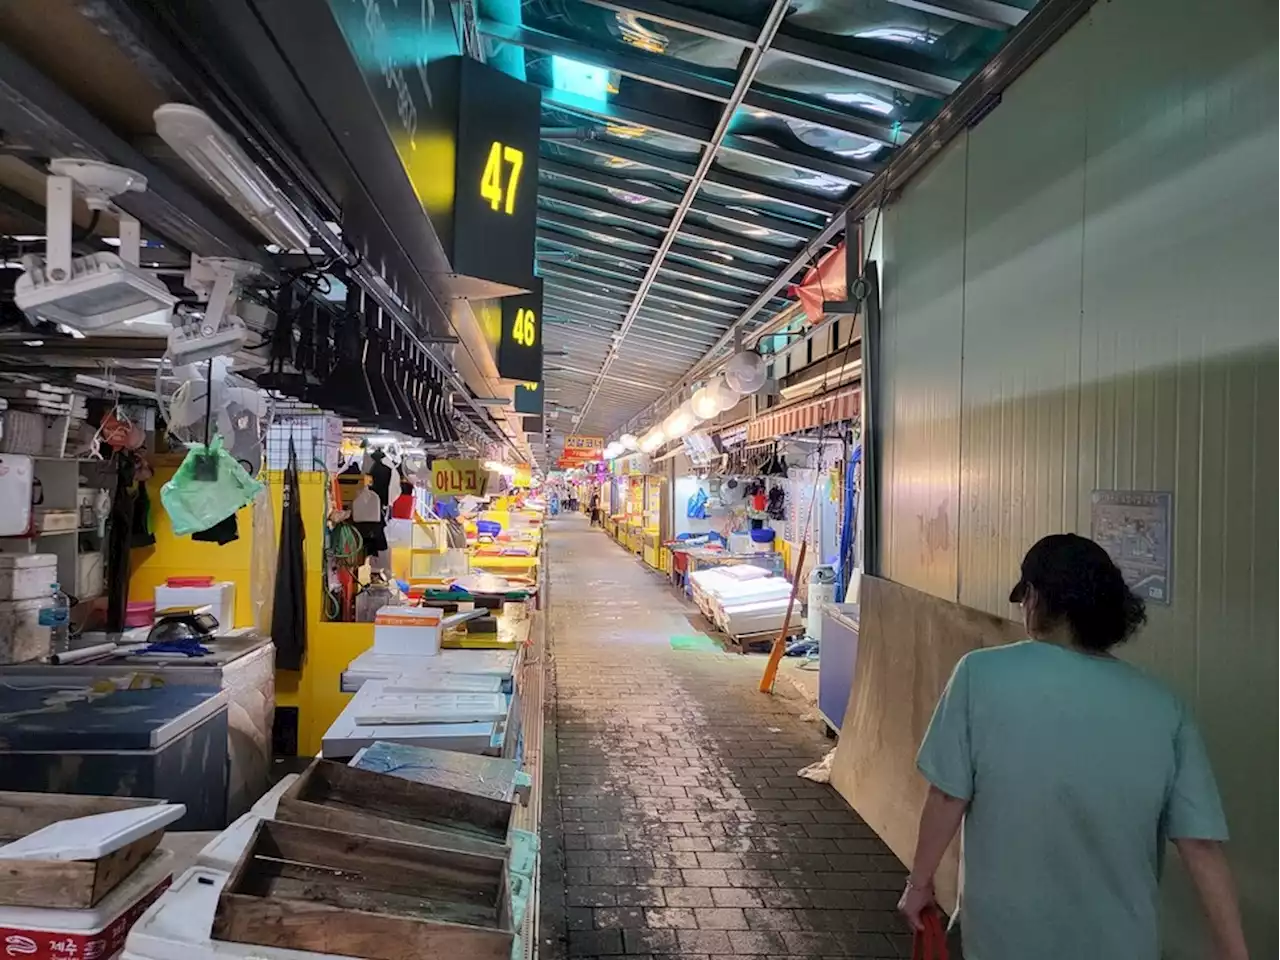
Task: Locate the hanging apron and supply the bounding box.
[272,440,307,670]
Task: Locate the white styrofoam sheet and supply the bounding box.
[351,688,509,725]
[0,804,185,861]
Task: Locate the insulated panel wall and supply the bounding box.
[878,144,966,600]
[874,0,1277,952]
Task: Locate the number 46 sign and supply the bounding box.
[430,460,489,497]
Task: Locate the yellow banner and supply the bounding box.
[429,459,488,497]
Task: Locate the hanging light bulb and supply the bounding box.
[639,427,665,453]
[620,433,639,451]
[710,375,741,412]
[724,350,767,394]
[663,403,698,441]
[691,384,720,420]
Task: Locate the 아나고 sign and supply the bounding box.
[429,459,488,497]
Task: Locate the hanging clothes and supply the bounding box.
[390,482,415,520]
[130,480,156,548]
[368,450,393,510]
[272,440,307,670]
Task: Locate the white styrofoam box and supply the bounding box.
[33,509,77,534]
[195,773,298,872]
[124,866,364,960]
[154,583,236,631]
[0,553,57,601]
[372,605,444,657]
[0,597,50,664]
[0,846,174,960]
[0,453,34,536]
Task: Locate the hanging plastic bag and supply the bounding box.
[249,484,276,633]
[160,435,265,536]
[384,517,414,547]
[686,486,708,520]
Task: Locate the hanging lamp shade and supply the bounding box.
[691,384,720,420]
[619,433,639,450]
[724,350,767,394]
[710,375,741,412]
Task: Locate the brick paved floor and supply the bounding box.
[539,516,913,959]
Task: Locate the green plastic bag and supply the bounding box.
[160,436,265,536]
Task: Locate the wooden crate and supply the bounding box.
[0,791,165,908]
[276,759,512,858]
[212,819,513,960]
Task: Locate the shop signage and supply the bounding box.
[497,279,543,382]
[325,4,540,294]
[429,459,488,496]
[513,382,542,414]
[564,435,605,451]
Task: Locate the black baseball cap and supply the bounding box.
[1009,533,1117,604]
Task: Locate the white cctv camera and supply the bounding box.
[13,159,176,332]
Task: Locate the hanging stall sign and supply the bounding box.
[323,5,540,296]
[558,435,604,468]
[513,382,542,414]
[497,280,543,382]
[429,459,488,497]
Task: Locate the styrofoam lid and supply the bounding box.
[0,804,185,861]
[0,554,58,568]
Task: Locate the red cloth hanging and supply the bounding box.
[788,241,848,325]
[912,909,950,960]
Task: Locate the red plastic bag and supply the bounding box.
[913,908,949,960]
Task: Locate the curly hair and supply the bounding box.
[1012,534,1148,651]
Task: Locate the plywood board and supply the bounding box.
[829,576,1023,909]
[213,819,512,960]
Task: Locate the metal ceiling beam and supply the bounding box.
[479,19,731,101]
[536,209,662,250]
[493,18,900,153]
[574,0,757,44]
[884,0,1027,30]
[741,87,900,147]
[675,221,796,261]
[540,159,817,239]
[620,0,1100,432]
[554,137,697,178]
[541,87,712,144]
[718,135,878,186]
[575,0,960,99]
[540,160,682,204]
[575,0,793,427]
[703,168,841,214]
[768,33,960,99]
[538,229,654,267]
[539,186,671,230]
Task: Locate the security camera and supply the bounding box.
[13,159,176,332]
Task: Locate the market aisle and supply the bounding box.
[539,515,913,960]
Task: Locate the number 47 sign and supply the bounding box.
[430,460,489,497]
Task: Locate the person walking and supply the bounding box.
[589,490,601,527]
[899,533,1247,960]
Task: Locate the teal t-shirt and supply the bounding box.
[917,641,1228,960]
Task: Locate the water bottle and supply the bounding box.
[39,582,71,656]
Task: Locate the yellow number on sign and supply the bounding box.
[481,142,504,211]
[481,141,524,214]
[513,307,537,346]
